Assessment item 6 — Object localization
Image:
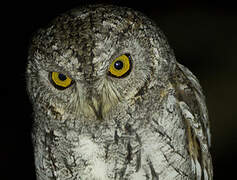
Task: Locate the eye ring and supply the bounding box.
[49,72,74,90]
[108,54,132,78]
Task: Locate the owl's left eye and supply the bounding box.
[49,72,74,90]
[108,54,132,78]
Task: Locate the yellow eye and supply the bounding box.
[108,54,132,78]
[50,72,74,90]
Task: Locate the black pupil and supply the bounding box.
[114,60,123,70]
[58,73,67,81]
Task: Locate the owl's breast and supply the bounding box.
[34,87,193,179]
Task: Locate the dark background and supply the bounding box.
[1,0,236,179]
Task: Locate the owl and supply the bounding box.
[26,4,213,180]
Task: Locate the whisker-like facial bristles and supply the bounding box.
[64,80,123,120]
[101,80,122,117]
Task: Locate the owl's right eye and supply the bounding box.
[108,54,132,78]
[49,72,74,90]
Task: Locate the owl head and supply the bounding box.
[26,5,176,123]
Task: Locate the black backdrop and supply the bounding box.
[1,0,236,179]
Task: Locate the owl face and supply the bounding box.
[27,5,175,122]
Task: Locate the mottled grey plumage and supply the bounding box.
[26,4,213,180]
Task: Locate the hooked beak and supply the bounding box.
[77,79,121,120]
[88,96,103,120]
